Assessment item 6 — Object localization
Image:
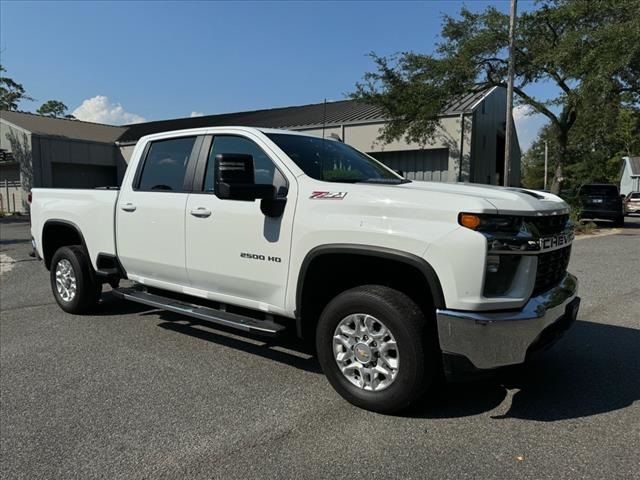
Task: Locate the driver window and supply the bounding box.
[203,135,287,195]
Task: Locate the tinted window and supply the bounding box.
[138,137,196,191]
[579,185,619,197]
[266,133,403,184]
[204,135,287,194]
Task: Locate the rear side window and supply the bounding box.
[138,137,196,191]
[579,185,618,197]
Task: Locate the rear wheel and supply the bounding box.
[316,285,435,413]
[50,246,101,314]
[615,215,625,227]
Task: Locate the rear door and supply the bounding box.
[184,132,296,312]
[116,135,202,289]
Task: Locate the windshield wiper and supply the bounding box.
[357,178,411,184]
[324,178,363,183]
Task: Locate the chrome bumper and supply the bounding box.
[436,273,579,370]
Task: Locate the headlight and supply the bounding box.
[458,213,522,234]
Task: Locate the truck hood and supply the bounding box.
[398,181,569,216]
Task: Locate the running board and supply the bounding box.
[112,287,285,336]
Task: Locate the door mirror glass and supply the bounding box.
[215,153,276,201]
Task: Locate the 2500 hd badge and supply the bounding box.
[240,252,282,263]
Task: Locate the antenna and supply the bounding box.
[321,98,327,177]
[322,98,327,139]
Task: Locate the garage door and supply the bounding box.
[370,148,449,182]
[51,163,118,189]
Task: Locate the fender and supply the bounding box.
[295,244,446,317]
[41,219,88,269]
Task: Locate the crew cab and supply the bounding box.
[30,127,580,413]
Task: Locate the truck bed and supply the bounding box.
[30,188,119,270]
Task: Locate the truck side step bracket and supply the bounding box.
[112,287,286,336]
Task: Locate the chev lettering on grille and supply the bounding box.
[539,231,574,251]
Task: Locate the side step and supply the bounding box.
[112,287,286,336]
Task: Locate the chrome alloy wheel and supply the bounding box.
[55,258,77,302]
[333,313,400,391]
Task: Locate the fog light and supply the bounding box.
[484,255,522,297]
[486,255,500,273]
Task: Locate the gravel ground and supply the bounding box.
[1,217,639,479]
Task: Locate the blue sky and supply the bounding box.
[1,0,547,150]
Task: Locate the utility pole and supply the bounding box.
[504,0,517,187]
[543,140,548,190]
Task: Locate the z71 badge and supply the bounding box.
[309,191,348,200]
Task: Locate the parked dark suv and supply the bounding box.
[578,184,624,227]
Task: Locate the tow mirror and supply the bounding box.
[214,153,276,201]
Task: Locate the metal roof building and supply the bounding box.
[117,88,494,144]
[118,86,520,188]
[1,86,520,214]
[620,156,640,195]
[0,111,126,213]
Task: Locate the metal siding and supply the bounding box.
[370,149,450,182]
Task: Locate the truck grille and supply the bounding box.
[528,214,569,236]
[533,245,572,296]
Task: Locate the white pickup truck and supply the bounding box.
[30,127,580,412]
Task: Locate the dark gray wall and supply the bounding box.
[469,88,521,185]
[370,148,450,182]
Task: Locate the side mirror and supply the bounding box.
[215,153,276,201]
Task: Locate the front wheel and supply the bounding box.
[316,285,435,413]
[50,246,101,314]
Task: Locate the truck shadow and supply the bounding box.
[414,319,640,421]
[148,310,322,374]
[99,291,640,421]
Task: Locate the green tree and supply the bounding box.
[352,0,640,193]
[0,65,33,111]
[37,100,74,118]
[523,105,640,192]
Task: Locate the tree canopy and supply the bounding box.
[352,0,640,193]
[0,65,33,111]
[37,100,74,119]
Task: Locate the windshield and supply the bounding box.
[266,133,406,184]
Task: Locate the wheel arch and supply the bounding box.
[42,219,88,270]
[295,244,446,339]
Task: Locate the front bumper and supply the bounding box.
[580,209,620,220]
[436,273,579,372]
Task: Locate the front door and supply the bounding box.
[184,133,295,312]
[116,135,200,289]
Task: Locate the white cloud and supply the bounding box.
[190,111,204,118]
[72,95,146,125]
[512,104,546,153]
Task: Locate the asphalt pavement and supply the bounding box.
[1,217,639,479]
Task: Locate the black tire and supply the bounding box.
[316,285,435,413]
[50,246,101,314]
[615,216,625,227]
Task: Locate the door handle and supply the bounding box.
[190,207,212,218]
[121,203,136,212]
